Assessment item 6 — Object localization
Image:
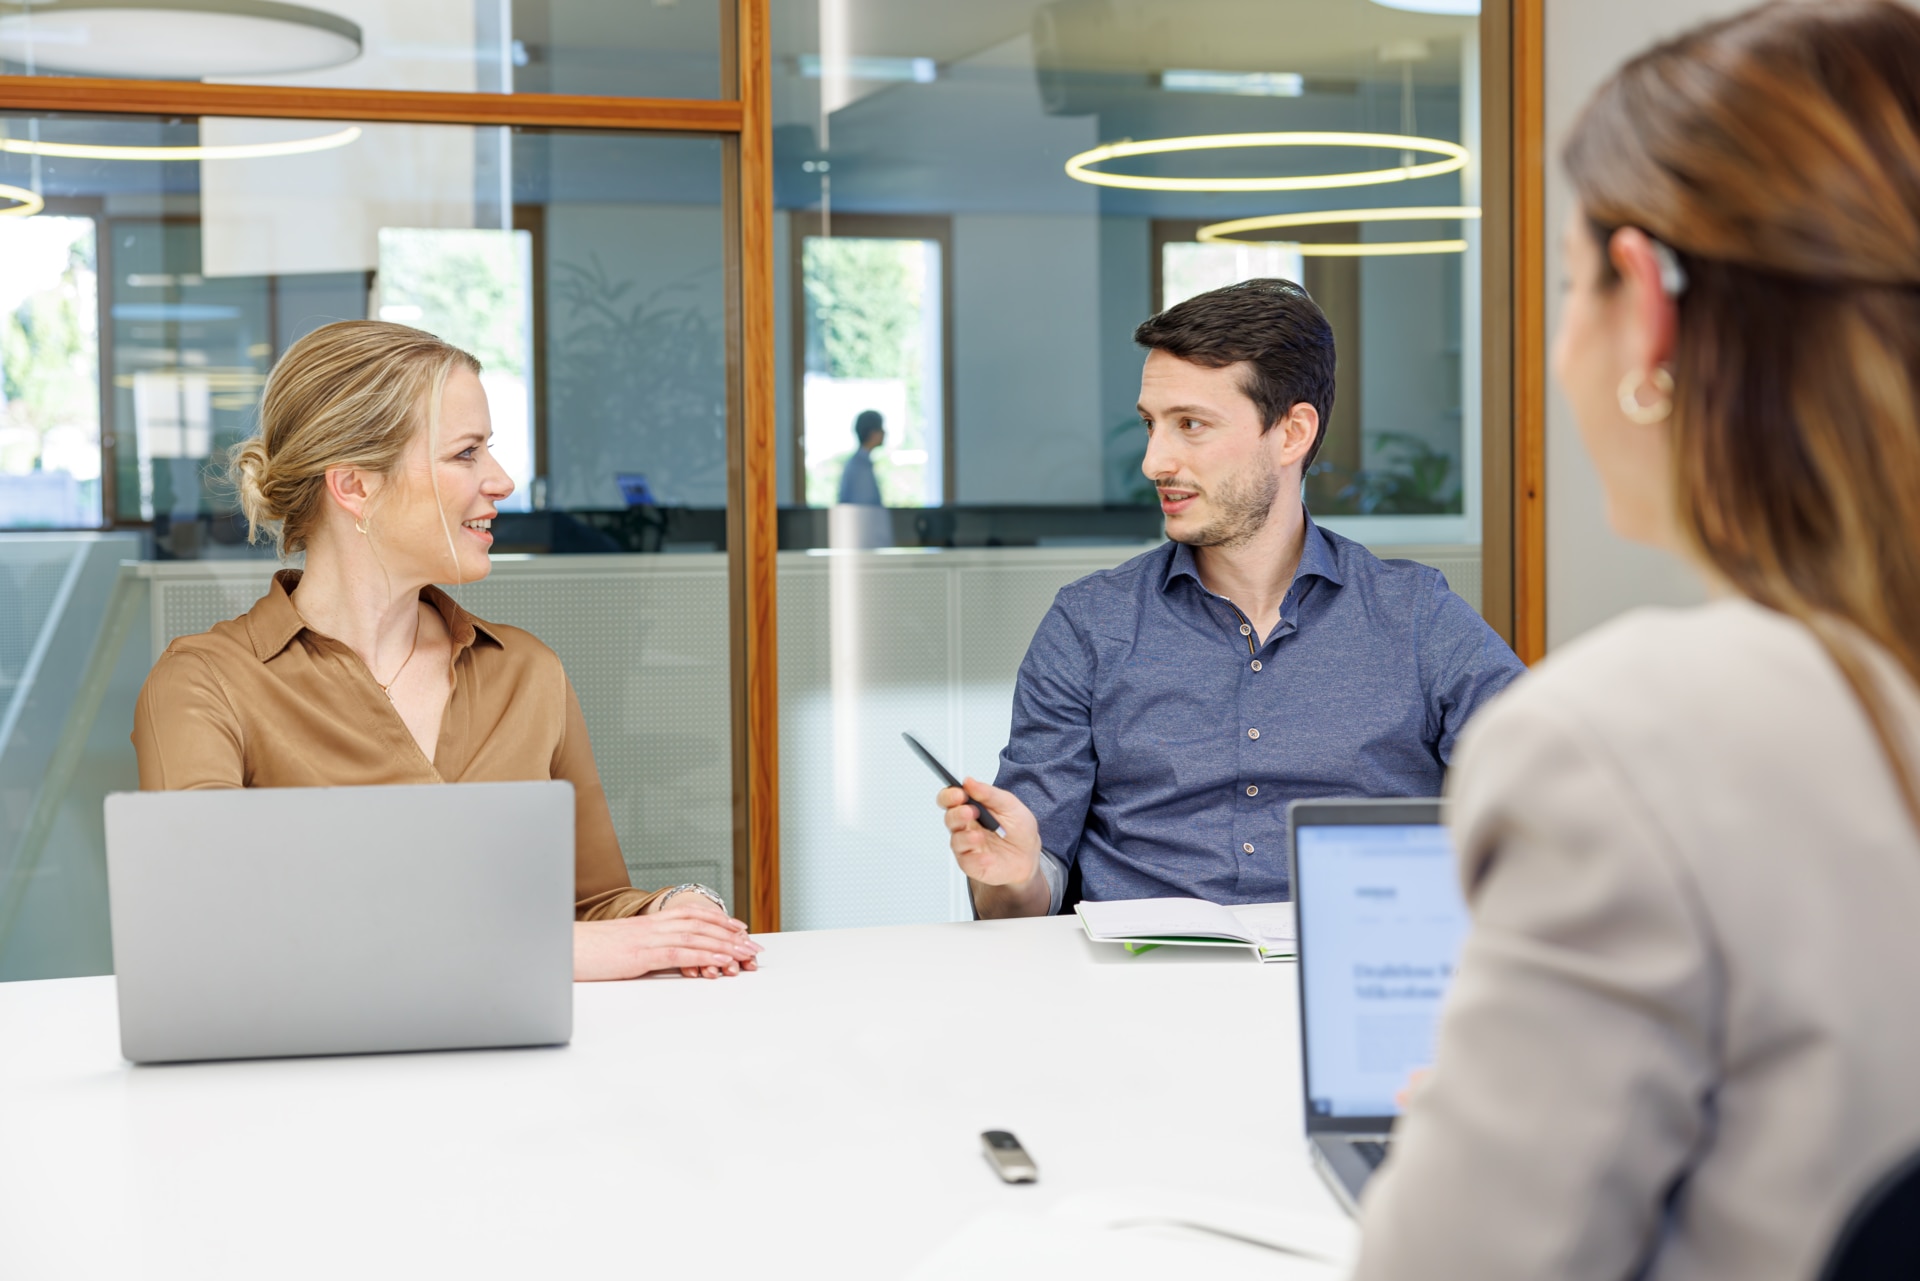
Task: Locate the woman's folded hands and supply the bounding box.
[574,896,763,981]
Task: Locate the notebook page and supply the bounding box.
[1075,898,1254,942]
[1228,901,1296,952]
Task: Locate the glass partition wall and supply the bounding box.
[769,0,1490,929]
[0,2,781,978]
[0,0,1511,976]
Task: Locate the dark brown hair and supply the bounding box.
[1565,0,1920,823]
[1133,278,1337,468]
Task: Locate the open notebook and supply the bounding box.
[1075,898,1296,962]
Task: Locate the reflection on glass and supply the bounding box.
[0,0,723,99]
[772,0,1481,546]
[0,215,99,528]
[0,115,731,544]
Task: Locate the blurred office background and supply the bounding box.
[1,0,1509,980]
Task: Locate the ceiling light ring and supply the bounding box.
[0,125,361,162]
[7,0,361,44]
[1063,131,1468,193]
[1199,205,1481,256]
[0,0,362,78]
[0,182,44,217]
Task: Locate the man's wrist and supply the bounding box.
[970,852,1052,918]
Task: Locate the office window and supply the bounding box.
[1160,240,1305,311]
[794,215,949,510]
[0,214,100,529]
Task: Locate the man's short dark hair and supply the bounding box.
[854,409,884,443]
[1132,278,1336,469]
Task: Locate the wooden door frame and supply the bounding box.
[1481,0,1548,662]
[0,0,787,931]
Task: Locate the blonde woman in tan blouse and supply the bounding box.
[132,319,760,982]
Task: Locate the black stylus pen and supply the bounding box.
[902,732,1007,834]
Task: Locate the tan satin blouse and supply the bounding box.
[131,569,662,920]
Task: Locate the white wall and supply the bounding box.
[1541,0,1749,647]
[951,213,1105,505]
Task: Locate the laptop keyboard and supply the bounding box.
[1351,1139,1392,1169]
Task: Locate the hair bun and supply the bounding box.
[225,436,280,545]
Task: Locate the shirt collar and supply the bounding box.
[1159,511,1347,598]
[244,569,503,662]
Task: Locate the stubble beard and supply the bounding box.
[1168,454,1282,550]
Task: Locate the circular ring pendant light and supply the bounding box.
[0,0,362,79]
[1198,205,1482,256]
[0,182,46,216]
[1064,131,1468,193]
[0,124,361,162]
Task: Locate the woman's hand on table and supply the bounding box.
[573,897,762,981]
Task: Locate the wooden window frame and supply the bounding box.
[0,0,1549,928]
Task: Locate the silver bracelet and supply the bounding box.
[657,883,726,914]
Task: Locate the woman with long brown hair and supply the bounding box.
[1354,3,1920,1276]
[133,320,761,982]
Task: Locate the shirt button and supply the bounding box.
[1246,785,1258,796]
[1239,623,1251,636]
[1242,843,1255,854]
[1250,660,1262,672]
[1247,727,1260,740]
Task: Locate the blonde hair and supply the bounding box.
[228,320,482,556]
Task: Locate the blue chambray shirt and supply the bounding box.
[994,517,1524,907]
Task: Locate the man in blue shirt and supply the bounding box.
[937,279,1524,914]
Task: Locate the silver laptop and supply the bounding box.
[1288,798,1470,1214]
[105,781,575,1064]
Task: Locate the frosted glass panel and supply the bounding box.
[775,545,1481,931]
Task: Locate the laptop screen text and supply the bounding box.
[1298,823,1470,1120]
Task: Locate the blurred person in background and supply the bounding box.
[837,408,886,506]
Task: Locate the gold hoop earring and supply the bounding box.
[354,520,369,535]
[1618,367,1675,424]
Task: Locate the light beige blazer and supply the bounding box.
[1354,598,1920,1281]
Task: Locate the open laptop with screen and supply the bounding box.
[105,781,575,1064]
[1287,797,1470,1214]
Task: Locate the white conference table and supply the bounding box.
[0,913,1355,1279]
